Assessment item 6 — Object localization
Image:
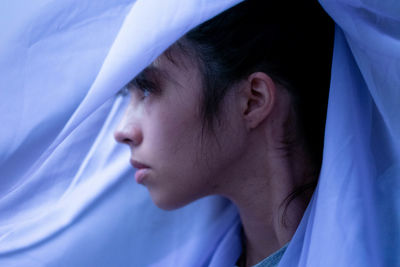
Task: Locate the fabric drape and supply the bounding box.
[280,1,400,266]
[1,0,398,266]
[0,1,241,266]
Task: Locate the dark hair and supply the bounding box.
[173,1,334,217]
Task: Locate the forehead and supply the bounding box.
[150,45,201,85]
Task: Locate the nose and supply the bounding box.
[114,110,143,147]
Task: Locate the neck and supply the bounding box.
[238,193,305,266]
[222,139,312,267]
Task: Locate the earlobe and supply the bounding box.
[242,72,276,129]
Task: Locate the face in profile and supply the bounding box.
[114,50,247,210]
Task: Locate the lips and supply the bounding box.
[130,159,151,184]
[130,159,150,169]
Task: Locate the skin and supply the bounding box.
[114,51,311,266]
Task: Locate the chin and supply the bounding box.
[152,197,187,211]
[149,191,193,211]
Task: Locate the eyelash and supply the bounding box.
[127,77,159,99]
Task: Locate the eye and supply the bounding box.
[118,86,130,97]
[127,77,159,100]
[135,86,151,100]
[142,88,151,98]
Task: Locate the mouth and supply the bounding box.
[130,159,151,184]
[130,159,150,169]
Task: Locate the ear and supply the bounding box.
[240,72,276,129]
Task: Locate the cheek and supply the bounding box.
[142,108,211,209]
[144,98,203,165]
[196,102,248,186]
[139,87,245,206]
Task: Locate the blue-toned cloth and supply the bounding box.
[0,1,242,266]
[279,1,400,266]
[253,244,288,267]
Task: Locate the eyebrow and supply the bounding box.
[135,65,163,81]
[124,65,161,92]
[129,63,182,89]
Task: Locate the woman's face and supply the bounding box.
[114,50,247,210]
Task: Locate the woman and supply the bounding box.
[114,1,333,266]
